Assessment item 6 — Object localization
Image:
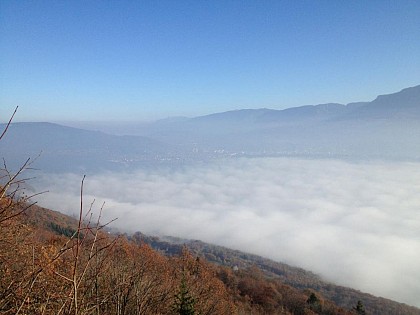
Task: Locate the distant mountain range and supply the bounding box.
[1,85,420,172]
[136,85,420,160]
[0,122,176,173]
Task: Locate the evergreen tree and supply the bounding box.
[173,275,196,315]
[306,292,322,312]
[353,300,366,315]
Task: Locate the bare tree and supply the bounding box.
[1,108,118,315]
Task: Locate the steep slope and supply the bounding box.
[344,85,420,119]
[0,201,236,314]
[3,193,420,314]
[131,232,420,315]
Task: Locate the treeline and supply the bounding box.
[1,196,366,315]
[133,232,420,315]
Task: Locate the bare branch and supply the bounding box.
[0,106,18,141]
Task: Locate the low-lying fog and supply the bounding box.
[34,157,420,307]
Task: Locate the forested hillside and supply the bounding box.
[132,234,420,315]
[1,198,236,314]
[1,198,419,314]
[1,195,356,315]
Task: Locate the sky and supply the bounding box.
[34,157,420,307]
[1,0,420,121]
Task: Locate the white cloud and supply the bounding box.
[34,157,420,307]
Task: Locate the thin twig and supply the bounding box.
[0,106,18,141]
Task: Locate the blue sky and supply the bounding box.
[1,0,420,122]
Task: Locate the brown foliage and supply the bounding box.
[217,265,354,315]
[171,248,236,315]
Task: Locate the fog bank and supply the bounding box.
[34,157,420,307]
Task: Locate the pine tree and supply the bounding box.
[173,275,196,315]
[353,300,366,315]
[306,292,322,312]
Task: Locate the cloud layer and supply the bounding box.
[34,158,420,307]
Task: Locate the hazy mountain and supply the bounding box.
[131,85,420,160]
[344,85,420,119]
[2,85,420,174]
[186,85,420,124]
[0,122,175,173]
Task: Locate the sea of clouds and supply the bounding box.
[34,157,420,307]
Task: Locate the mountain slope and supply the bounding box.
[0,122,174,172]
[130,232,420,315]
[134,84,420,160]
[9,206,420,315]
[2,85,420,173]
[17,204,420,315]
[345,85,420,119]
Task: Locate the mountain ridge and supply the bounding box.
[1,84,420,172]
[188,84,420,123]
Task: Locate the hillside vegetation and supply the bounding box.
[134,234,420,315]
[1,198,420,314]
[1,197,236,314]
